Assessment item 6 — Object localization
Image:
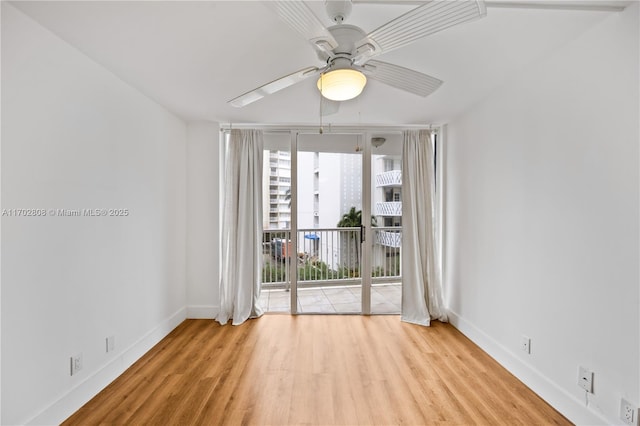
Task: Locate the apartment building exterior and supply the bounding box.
[373,155,402,249]
[262,150,291,230]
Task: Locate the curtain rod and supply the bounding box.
[219,123,441,133]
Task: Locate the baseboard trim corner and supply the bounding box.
[25,307,187,425]
[187,305,219,319]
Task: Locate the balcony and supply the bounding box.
[375,230,402,248]
[375,201,402,217]
[376,170,401,187]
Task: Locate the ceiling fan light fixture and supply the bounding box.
[317,69,367,101]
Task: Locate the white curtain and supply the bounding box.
[401,129,448,326]
[216,129,264,325]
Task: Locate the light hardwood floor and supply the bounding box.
[63,316,571,425]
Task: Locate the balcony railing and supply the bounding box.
[372,227,402,279]
[375,201,402,217]
[376,170,402,187]
[375,229,401,248]
[262,227,401,289]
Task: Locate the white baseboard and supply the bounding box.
[447,310,614,426]
[26,307,187,425]
[187,305,219,319]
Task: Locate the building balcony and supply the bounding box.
[375,230,402,248]
[375,201,402,217]
[375,170,402,187]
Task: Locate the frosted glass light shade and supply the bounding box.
[317,69,367,101]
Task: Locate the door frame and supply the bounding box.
[288,131,373,315]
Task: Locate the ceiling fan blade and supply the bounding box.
[264,1,338,54]
[363,60,443,97]
[228,66,320,108]
[354,0,486,63]
[321,98,341,116]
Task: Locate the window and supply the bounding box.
[385,189,394,202]
[384,159,394,172]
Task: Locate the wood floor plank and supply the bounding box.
[63,316,572,426]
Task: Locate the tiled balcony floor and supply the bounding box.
[259,283,401,314]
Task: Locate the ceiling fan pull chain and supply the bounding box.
[319,77,323,134]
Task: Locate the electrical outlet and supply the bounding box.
[620,398,638,426]
[70,353,83,376]
[106,335,115,353]
[520,335,531,354]
[577,366,593,393]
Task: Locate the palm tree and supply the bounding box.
[337,206,377,228]
[284,188,291,209]
[337,206,360,228]
[337,207,377,272]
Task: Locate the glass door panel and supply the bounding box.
[296,133,363,314]
[370,134,402,314]
[259,133,292,313]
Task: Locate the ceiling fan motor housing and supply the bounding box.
[317,24,367,64]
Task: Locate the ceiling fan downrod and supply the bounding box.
[325,0,353,23]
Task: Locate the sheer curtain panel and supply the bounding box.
[216,129,264,325]
[401,129,448,326]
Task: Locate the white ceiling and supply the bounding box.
[10,1,626,125]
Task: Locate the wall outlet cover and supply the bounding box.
[106,335,115,353]
[577,366,593,393]
[70,353,83,376]
[520,335,531,354]
[620,398,638,426]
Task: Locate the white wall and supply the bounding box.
[444,4,639,425]
[186,122,220,318]
[319,153,344,228]
[297,151,316,229]
[1,4,187,424]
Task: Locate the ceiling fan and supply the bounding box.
[228,0,487,111]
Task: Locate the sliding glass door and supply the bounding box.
[370,135,403,314]
[293,133,369,313]
[260,132,292,313]
[260,130,404,315]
